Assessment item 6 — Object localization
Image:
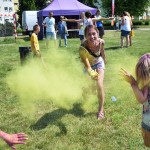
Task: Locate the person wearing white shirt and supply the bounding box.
[63,11,113,42]
[43,12,56,48]
[78,12,85,43]
[94,9,104,39]
[120,11,132,48]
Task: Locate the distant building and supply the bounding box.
[0,0,19,24]
[13,0,19,13]
[143,6,150,19]
[139,6,150,20]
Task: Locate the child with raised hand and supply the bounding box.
[121,53,150,147]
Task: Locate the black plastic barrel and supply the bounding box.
[19,47,31,65]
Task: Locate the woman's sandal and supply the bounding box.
[97,112,105,120]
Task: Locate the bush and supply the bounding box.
[144,21,150,25]
[17,28,22,33]
[132,20,143,25]
[132,19,150,26]
[0,22,14,37]
[5,21,14,36]
[103,21,111,26]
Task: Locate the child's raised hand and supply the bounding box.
[120,68,137,85]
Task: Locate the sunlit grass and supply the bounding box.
[0,30,150,149]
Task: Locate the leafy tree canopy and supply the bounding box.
[78,0,95,7]
[101,0,150,16]
[18,0,48,26]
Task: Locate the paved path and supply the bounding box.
[105,28,150,31]
[134,28,150,30]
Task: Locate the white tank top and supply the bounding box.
[84,18,93,27]
[121,16,131,31]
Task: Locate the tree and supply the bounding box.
[35,0,51,10]
[17,0,37,26]
[78,0,95,7]
[101,0,150,16]
[17,0,49,26]
[94,0,108,17]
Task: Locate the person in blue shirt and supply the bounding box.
[57,16,68,47]
[94,9,104,39]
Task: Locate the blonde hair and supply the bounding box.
[126,11,130,17]
[136,53,150,87]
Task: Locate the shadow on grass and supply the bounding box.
[105,46,121,50]
[30,103,94,136]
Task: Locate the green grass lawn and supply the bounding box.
[0,30,150,150]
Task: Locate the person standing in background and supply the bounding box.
[120,11,132,48]
[42,12,56,48]
[63,11,113,40]
[94,9,105,39]
[78,12,85,43]
[126,12,134,46]
[116,21,119,31]
[30,24,41,57]
[115,16,120,31]
[57,16,68,47]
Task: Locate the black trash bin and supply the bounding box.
[19,47,31,65]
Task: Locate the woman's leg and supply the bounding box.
[96,68,105,116]
[64,34,67,47]
[46,33,50,48]
[121,36,124,48]
[59,35,61,47]
[98,27,104,39]
[126,35,129,47]
[129,35,132,46]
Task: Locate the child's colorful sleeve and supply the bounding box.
[79,46,87,62]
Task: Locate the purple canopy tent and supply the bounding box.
[38,0,97,17]
[37,0,97,39]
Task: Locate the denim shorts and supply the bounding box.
[79,35,84,41]
[91,61,105,70]
[121,30,130,37]
[46,32,56,40]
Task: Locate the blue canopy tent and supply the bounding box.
[37,0,97,39]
